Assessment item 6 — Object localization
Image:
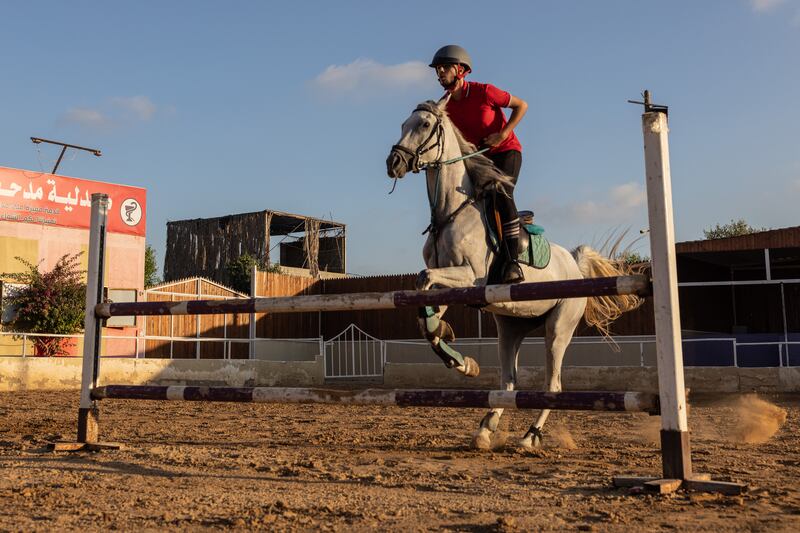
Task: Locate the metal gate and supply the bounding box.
[324,324,385,378]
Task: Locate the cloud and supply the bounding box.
[310,58,431,96]
[563,182,647,224]
[58,95,158,130]
[59,107,112,129]
[789,178,800,192]
[111,95,156,121]
[539,182,647,225]
[751,0,786,12]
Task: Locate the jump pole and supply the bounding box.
[94,276,651,318]
[91,386,660,414]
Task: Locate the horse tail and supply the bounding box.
[571,245,645,339]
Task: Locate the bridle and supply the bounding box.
[390,105,446,174]
[389,106,488,267]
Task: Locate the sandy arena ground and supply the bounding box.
[0,390,797,532]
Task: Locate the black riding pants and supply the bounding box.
[489,150,522,182]
[488,150,522,236]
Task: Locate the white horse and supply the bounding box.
[386,98,642,449]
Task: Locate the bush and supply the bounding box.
[226,254,281,294]
[144,245,161,288]
[2,253,86,356]
[703,219,767,240]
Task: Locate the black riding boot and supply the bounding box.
[502,235,524,284]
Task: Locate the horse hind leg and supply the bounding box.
[520,299,583,450]
[472,316,526,450]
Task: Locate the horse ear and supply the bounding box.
[436,93,451,109]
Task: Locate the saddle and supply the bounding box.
[482,199,551,283]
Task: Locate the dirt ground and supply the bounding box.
[0,390,797,532]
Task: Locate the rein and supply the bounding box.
[420,147,489,236]
[417,122,488,266]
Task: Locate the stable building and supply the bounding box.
[675,226,800,366]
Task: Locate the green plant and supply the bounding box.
[144,245,161,288]
[703,219,767,240]
[226,253,259,294]
[2,253,86,356]
[263,263,282,274]
[621,251,650,265]
[226,254,282,293]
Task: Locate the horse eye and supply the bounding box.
[423,121,430,128]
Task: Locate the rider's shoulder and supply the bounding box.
[468,81,506,97]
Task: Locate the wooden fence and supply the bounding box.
[139,268,800,350]
[252,271,656,340]
[143,278,251,359]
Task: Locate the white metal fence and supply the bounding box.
[0,331,322,360]
[323,324,385,378]
[3,329,797,369]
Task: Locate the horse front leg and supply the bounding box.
[416,265,480,377]
[472,315,526,450]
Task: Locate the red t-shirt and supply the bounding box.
[446,81,522,154]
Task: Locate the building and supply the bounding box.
[675,226,800,366]
[163,210,346,287]
[1,165,147,355]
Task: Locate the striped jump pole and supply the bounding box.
[94,275,651,318]
[91,386,660,414]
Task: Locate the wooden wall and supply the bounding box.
[144,278,250,359]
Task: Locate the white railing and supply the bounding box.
[324,324,386,378]
[2,329,796,367]
[384,334,799,368]
[0,331,323,360]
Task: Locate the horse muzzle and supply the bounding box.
[386,148,410,178]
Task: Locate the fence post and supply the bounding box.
[78,193,108,444]
[195,278,201,359]
[781,282,788,367]
[641,97,692,480]
[249,264,257,359]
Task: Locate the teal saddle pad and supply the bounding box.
[481,200,551,270]
[519,224,550,269]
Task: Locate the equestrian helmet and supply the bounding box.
[429,45,472,73]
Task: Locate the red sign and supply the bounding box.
[0,166,146,236]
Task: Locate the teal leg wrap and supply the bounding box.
[432,339,465,369]
[419,306,465,368]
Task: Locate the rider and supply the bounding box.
[429,45,529,284]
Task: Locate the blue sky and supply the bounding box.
[1,1,798,276]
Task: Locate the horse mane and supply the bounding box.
[415,101,515,192]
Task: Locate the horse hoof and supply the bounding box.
[440,320,456,342]
[457,357,480,377]
[471,428,492,450]
[520,434,543,450]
